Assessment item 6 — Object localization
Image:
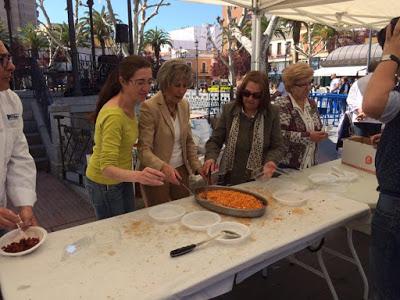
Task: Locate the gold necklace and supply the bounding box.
[167,104,177,118]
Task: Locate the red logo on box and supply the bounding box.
[365,155,373,165]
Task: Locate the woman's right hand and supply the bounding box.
[161,164,182,185]
[309,131,328,142]
[134,168,165,186]
[201,159,218,178]
[370,133,382,148]
[0,208,19,230]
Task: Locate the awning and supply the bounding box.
[321,43,382,67]
[269,0,400,30]
[313,66,367,77]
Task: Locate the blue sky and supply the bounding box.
[39,0,222,31]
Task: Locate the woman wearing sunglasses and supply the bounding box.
[202,71,283,185]
[275,63,327,170]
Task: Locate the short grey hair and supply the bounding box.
[157,59,193,92]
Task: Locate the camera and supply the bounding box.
[378,17,400,48]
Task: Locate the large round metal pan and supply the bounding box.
[194,185,267,218]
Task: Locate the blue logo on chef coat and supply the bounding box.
[6,113,19,120]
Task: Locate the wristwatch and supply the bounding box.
[381,54,400,67]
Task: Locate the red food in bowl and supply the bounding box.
[2,237,40,253]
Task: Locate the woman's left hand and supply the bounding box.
[263,161,277,179]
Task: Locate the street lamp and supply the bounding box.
[127,0,134,54]
[66,0,82,96]
[4,0,12,49]
[4,0,14,89]
[86,0,96,69]
[284,41,290,68]
[195,39,199,96]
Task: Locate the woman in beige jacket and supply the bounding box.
[138,59,202,206]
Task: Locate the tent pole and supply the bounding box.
[251,10,262,71]
[366,29,373,74]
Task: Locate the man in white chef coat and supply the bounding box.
[0,40,38,235]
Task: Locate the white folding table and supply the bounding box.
[0,183,369,300]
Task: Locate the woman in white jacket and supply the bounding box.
[0,40,37,235]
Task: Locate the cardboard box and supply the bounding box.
[341,136,376,174]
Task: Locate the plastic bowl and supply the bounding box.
[181,211,221,231]
[273,190,308,206]
[0,226,47,257]
[148,204,186,223]
[207,222,250,244]
[332,170,359,182]
[308,173,337,185]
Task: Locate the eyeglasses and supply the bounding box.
[0,54,12,68]
[242,89,262,99]
[130,78,154,87]
[294,80,313,88]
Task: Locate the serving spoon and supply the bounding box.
[16,214,29,239]
[170,230,241,257]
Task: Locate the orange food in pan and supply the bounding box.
[199,189,263,210]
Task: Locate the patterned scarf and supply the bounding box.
[219,112,264,176]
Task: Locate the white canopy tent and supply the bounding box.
[269,0,400,30]
[186,0,353,70]
[313,66,366,77]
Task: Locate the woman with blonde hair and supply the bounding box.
[275,63,327,169]
[138,59,202,206]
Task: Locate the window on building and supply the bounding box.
[268,44,272,56]
[277,43,282,55]
[286,42,292,54]
[187,62,192,67]
[201,62,206,73]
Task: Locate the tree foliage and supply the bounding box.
[18,23,49,53]
[0,20,9,44]
[143,27,172,69]
[211,50,250,79]
[80,6,115,55]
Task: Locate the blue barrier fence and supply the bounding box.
[310,93,348,125]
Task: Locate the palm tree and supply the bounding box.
[18,23,48,58]
[300,23,336,64]
[0,20,9,44]
[280,19,336,64]
[143,27,172,69]
[80,6,114,55]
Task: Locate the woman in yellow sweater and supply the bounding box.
[86,55,165,219]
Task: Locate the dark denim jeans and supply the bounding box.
[85,177,135,220]
[370,193,400,300]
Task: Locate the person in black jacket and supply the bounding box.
[363,16,400,300]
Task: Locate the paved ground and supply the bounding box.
[214,228,370,300]
[8,172,96,233]
[4,129,373,300]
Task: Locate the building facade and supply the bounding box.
[161,24,222,86]
[0,0,37,36]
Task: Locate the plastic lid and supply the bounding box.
[273,190,308,206]
[207,222,250,244]
[148,204,186,223]
[308,173,337,185]
[181,211,221,231]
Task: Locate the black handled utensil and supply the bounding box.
[170,230,241,257]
